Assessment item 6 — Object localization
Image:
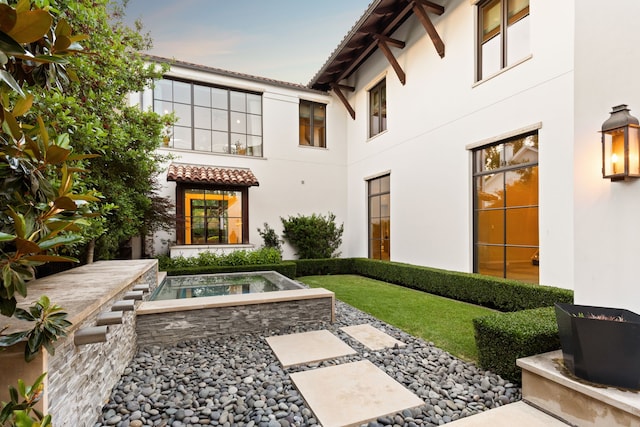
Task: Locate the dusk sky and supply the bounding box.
[123,0,372,85]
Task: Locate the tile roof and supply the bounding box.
[145,55,326,95]
[166,163,259,187]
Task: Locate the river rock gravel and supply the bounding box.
[94,299,521,427]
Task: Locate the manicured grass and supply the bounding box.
[298,274,495,362]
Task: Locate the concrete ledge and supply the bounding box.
[74,326,109,345]
[111,300,136,312]
[517,351,640,427]
[138,288,335,315]
[124,290,144,300]
[96,311,123,326]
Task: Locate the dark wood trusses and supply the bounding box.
[310,0,445,119]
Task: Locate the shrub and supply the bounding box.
[351,258,573,311]
[293,258,355,276]
[281,213,344,259]
[473,307,560,383]
[257,223,282,252]
[164,262,297,279]
[157,248,282,270]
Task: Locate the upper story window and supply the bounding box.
[299,100,326,148]
[369,79,387,137]
[477,0,530,81]
[153,78,263,156]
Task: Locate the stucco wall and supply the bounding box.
[573,0,640,313]
[339,0,575,288]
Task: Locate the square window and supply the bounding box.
[152,79,262,157]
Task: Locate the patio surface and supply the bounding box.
[340,324,405,350]
[265,329,357,367]
[290,359,425,427]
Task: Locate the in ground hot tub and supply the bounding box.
[150,271,305,300]
[137,271,334,347]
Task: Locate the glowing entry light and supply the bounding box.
[601,104,640,181]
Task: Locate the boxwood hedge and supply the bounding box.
[473,307,561,383]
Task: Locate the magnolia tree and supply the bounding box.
[0,1,97,424]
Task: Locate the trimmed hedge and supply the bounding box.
[292,258,355,277]
[351,258,572,312]
[164,262,297,279]
[473,307,560,383]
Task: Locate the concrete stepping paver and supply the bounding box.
[340,324,405,350]
[446,401,570,426]
[265,330,357,367]
[290,360,425,427]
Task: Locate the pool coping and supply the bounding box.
[137,288,336,322]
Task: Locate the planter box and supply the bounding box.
[555,303,640,389]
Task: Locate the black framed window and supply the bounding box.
[477,0,530,81]
[153,78,263,156]
[368,174,390,260]
[473,131,538,283]
[369,80,387,137]
[299,100,326,147]
[176,185,248,245]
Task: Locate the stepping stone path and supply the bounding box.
[267,326,424,426]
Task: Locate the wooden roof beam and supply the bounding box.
[374,35,406,85]
[413,0,445,15]
[338,2,415,83]
[411,1,445,58]
[330,83,356,120]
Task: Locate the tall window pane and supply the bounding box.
[477,0,529,81]
[368,174,390,261]
[473,132,538,283]
[369,80,387,137]
[299,100,326,148]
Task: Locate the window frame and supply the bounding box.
[368,79,387,138]
[368,174,391,261]
[153,77,263,157]
[299,100,327,148]
[472,131,539,283]
[476,0,530,81]
[175,183,250,246]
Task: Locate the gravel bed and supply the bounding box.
[95,300,521,427]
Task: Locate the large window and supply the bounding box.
[153,79,263,156]
[176,186,248,245]
[477,0,530,81]
[369,80,387,137]
[473,132,538,283]
[368,174,390,260]
[299,100,326,147]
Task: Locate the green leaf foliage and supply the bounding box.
[473,307,561,383]
[30,0,174,260]
[281,212,344,259]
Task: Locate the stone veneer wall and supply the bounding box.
[45,265,158,427]
[137,297,333,347]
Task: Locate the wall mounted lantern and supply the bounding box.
[601,104,640,181]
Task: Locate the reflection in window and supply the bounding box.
[368,174,390,260]
[151,79,262,156]
[299,100,326,147]
[179,188,245,245]
[473,132,538,283]
[369,80,387,137]
[478,0,530,80]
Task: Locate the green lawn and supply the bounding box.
[298,274,495,362]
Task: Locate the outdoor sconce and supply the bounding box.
[601,104,640,181]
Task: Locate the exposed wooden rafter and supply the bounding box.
[411,0,445,58]
[330,83,356,120]
[413,0,445,15]
[374,34,407,85]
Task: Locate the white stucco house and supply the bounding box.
[133,0,640,314]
